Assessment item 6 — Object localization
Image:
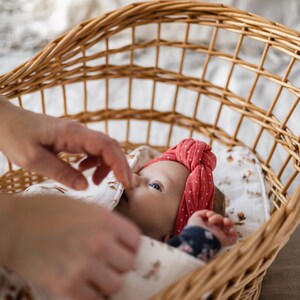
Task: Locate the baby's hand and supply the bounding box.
[187,210,238,247]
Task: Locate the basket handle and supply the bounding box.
[287,183,300,216]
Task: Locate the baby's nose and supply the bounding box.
[132,173,142,188]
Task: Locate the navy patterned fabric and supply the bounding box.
[167,226,221,262]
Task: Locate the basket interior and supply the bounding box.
[0,1,299,213]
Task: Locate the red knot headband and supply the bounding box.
[144,138,216,235]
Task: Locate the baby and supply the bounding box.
[24,138,237,262]
[114,138,237,261]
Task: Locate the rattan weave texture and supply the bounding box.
[0,1,299,299]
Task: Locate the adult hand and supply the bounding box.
[0,194,140,299]
[0,95,133,190]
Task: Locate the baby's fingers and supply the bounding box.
[223,217,234,229]
[195,210,210,219]
[227,228,238,243]
[205,210,216,218]
[208,213,224,226]
[223,218,238,243]
[223,218,235,234]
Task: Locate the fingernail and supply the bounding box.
[75,178,88,191]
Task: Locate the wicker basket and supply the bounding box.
[0,1,300,299]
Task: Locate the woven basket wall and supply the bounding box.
[0,1,300,299]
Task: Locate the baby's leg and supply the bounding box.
[188,210,237,247]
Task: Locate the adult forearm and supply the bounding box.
[0,94,8,106]
[0,95,18,264]
[0,94,14,112]
[0,95,21,147]
[0,193,18,266]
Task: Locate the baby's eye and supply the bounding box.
[149,182,162,192]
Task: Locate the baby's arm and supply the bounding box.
[187,210,238,247]
[167,210,237,262]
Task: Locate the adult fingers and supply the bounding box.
[78,156,111,185]
[63,281,100,300]
[28,146,88,190]
[91,235,135,274]
[92,163,111,185]
[86,260,123,296]
[59,125,133,189]
[78,156,99,172]
[85,134,133,189]
[111,212,141,254]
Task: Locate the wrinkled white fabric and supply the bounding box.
[215,147,271,245]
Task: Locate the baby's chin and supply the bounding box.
[142,230,164,241]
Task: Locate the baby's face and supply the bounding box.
[114,160,190,240]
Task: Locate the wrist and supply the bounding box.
[0,96,23,153]
[0,95,20,128]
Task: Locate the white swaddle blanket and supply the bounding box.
[24,146,205,300]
